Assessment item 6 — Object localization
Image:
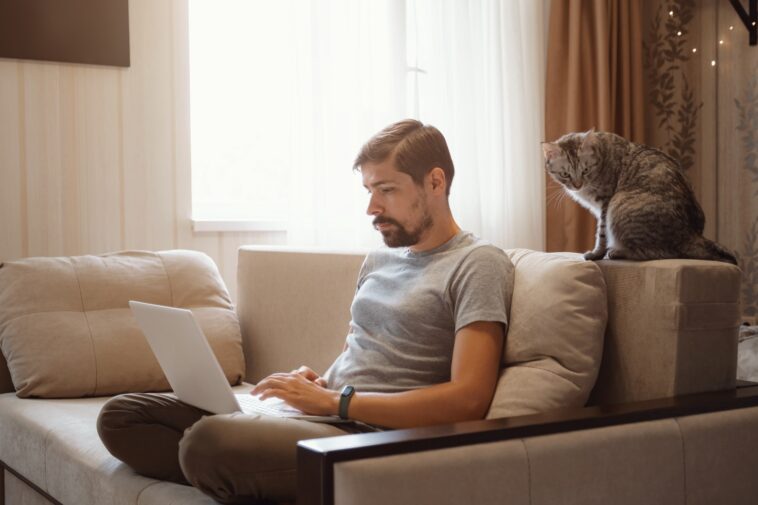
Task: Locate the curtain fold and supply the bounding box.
[544,0,645,252]
[407,0,547,251]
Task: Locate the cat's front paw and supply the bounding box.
[583,250,607,261]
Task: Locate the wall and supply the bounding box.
[0,0,285,301]
[642,0,758,319]
[3,0,754,314]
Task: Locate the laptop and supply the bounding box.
[128,300,346,423]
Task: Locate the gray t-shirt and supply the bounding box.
[324,231,514,393]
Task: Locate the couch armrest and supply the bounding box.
[591,259,741,404]
[297,386,758,505]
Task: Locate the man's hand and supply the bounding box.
[290,365,328,387]
[251,367,338,416]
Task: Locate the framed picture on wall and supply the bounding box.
[0,0,130,67]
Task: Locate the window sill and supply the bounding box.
[192,220,287,233]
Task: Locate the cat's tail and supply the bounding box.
[684,236,738,265]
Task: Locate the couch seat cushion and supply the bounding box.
[0,384,254,505]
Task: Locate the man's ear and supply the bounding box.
[428,167,447,195]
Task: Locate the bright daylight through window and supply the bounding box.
[189,0,547,250]
[189,0,407,232]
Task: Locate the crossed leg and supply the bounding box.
[97,392,352,504]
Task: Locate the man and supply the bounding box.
[97,119,514,504]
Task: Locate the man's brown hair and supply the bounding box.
[353,119,455,196]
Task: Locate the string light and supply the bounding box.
[667,9,733,69]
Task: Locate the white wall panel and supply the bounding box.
[0,0,277,300]
[0,61,23,261]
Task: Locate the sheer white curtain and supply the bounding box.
[285,0,547,250]
[190,0,547,250]
[404,0,546,250]
[285,0,407,250]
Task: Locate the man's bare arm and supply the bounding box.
[252,321,504,429]
[346,320,503,428]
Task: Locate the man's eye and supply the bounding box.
[381,188,394,194]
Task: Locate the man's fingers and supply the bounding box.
[259,389,290,402]
[251,376,291,395]
[295,366,320,381]
[252,369,322,397]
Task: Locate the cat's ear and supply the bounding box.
[580,128,598,149]
[541,142,562,161]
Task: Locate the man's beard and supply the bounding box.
[373,203,433,248]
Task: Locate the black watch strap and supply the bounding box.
[339,385,355,419]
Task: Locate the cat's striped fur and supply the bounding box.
[543,129,737,264]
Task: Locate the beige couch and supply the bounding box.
[0,246,755,505]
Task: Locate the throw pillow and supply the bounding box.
[0,250,244,398]
[487,249,607,418]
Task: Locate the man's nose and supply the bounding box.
[366,194,381,215]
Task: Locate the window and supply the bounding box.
[189,0,407,233]
[189,0,548,250]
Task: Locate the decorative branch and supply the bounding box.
[736,67,758,317]
[735,70,758,189]
[739,218,758,318]
[643,0,701,171]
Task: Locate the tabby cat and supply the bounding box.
[542,129,737,264]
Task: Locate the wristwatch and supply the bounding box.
[339,385,355,419]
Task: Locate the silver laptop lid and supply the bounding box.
[129,300,241,415]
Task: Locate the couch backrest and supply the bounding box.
[236,246,366,384]
[2,247,740,407]
[237,247,742,407]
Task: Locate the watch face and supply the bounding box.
[342,385,355,397]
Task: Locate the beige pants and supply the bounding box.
[96,393,370,504]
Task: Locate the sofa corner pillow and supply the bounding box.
[486,249,607,419]
[0,249,245,398]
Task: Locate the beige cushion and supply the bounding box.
[487,249,607,418]
[0,388,251,505]
[0,250,244,398]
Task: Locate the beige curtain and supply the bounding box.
[544,0,645,252]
